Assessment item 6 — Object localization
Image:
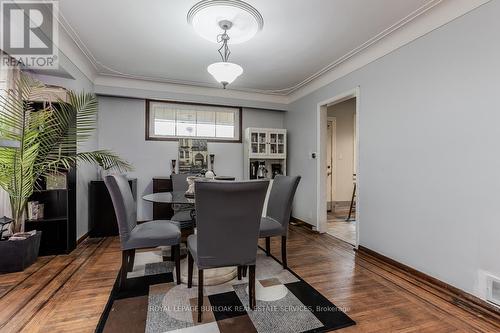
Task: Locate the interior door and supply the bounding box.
[326,119,335,211]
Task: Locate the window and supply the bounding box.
[146,100,241,142]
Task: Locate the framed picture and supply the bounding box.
[178,139,208,174]
[46,173,67,190]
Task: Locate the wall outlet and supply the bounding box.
[487,274,500,306]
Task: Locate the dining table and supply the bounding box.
[142,190,237,286]
[142,191,195,205]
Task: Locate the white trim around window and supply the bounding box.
[146,100,242,142]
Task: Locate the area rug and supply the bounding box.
[96,248,355,333]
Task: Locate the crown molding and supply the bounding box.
[53,0,444,97]
[94,75,289,108]
[276,0,442,95]
[57,11,100,72]
[51,0,491,104]
[287,0,492,102]
[54,27,97,82]
[50,7,98,82]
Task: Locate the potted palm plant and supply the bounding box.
[0,74,131,272]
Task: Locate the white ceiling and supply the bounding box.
[59,0,435,95]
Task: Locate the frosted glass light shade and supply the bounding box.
[207,62,243,86]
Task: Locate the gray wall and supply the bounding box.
[97,96,285,220]
[33,53,97,240]
[327,99,355,202]
[285,0,500,299]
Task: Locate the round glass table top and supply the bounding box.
[142,191,195,204]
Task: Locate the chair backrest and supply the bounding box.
[171,173,197,192]
[104,175,137,245]
[195,180,269,268]
[266,175,301,228]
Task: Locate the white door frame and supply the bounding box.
[316,87,360,247]
[326,117,337,210]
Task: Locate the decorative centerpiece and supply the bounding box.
[185,176,202,198]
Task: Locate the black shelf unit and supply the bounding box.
[23,100,77,256]
[24,168,77,256]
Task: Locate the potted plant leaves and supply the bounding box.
[0,74,131,272]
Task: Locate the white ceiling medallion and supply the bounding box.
[188,0,263,89]
[187,0,264,44]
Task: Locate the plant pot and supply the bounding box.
[0,231,41,273]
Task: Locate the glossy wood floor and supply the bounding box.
[327,207,356,245]
[1,227,499,332]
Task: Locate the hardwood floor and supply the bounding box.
[0,237,121,333]
[1,226,499,332]
[327,207,356,245]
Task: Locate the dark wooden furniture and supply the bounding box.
[152,177,174,220]
[25,169,77,256]
[88,178,137,237]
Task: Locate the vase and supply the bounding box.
[171,159,177,174]
[209,154,215,172]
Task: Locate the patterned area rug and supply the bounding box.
[97,249,355,333]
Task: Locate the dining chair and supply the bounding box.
[104,175,182,287]
[171,173,197,226]
[259,175,301,269]
[187,179,269,322]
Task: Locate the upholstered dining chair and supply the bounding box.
[259,175,301,269]
[104,175,182,287]
[187,180,269,322]
[171,173,197,226]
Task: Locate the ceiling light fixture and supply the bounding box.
[187,0,263,89]
[206,21,243,89]
[187,0,264,44]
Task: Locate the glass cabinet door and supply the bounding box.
[258,132,267,154]
[269,133,278,155]
[277,133,285,155]
[249,129,285,157]
[250,132,259,154]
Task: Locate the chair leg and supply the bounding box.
[237,266,242,280]
[281,236,287,269]
[188,251,194,288]
[249,265,256,310]
[174,244,181,285]
[120,250,130,288]
[198,269,204,323]
[242,265,247,277]
[170,245,175,261]
[127,249,135,272]
[265,237,271,256]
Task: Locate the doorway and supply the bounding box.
[316,88,359,247]
[326,99,356,244]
